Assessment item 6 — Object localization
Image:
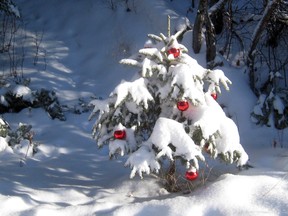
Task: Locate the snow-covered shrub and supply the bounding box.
[32,88,66,120]
[90,31,249,190]
[0,83,66,121]
[0,117,39,160]
[251,71,288,129]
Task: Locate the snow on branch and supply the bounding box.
[111,78,153,109]
[89,99,110,114]
[119,59,141,67]
[170,64,205,104]
[205,69,232,93]
[88,98,111,121]
[148,117,205,169]
[186,93,249,167]
[164,35,188,53]
[141,58,155,77]
[139,48,163,62]
[125,145,160,179]
[147,34,163,42]
[125,117,206,179]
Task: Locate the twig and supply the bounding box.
[19,131,34,167]
[167,15,171,38]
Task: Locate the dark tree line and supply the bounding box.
[192,0,287,129]
[191,0,287,93]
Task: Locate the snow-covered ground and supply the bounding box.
[0,0,287,215]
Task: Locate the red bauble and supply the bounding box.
[167,48,180,58]
[185,171,198,181]
[211,93,218,100]
[177,101,189,111]
[114,130,126,139]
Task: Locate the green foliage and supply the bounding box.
[0,85,66,121]
[218,150,243,166]
[7,123,32,147]
[0,121,9,137]
[193,126,217,158]
[0,119,39,154]
[33,88,66,121]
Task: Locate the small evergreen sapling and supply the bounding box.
[89,31,249,181]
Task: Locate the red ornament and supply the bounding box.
[177,101,189,111]
[167,48,180,58]
[185,171,198,181]
[114,130,126,139]
[211,92,218,100]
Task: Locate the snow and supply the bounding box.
[0,0,287,216]
[112,77,153,109]
[273,95,285,115]
[148,117,204,169]
[125,145,160,179]
[0,137,8,152]
[12,85,34,102]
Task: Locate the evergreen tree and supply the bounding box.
[89,31,248,182]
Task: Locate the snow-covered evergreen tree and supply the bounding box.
[89,31,249,181]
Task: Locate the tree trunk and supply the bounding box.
[247,0,281,95]
[165,160,180,192]
[191,0,195,8]
[205,1,216,67]
[192,0,206,54]
[209,0,229,35]
[193,0,227,65]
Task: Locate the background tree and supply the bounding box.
[190,0,287,129]
[250,0,288,130]
[247,0,282,95]
[192,0,206,55]
[192,0,228,68]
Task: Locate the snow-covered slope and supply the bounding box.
[0,0,287,215]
